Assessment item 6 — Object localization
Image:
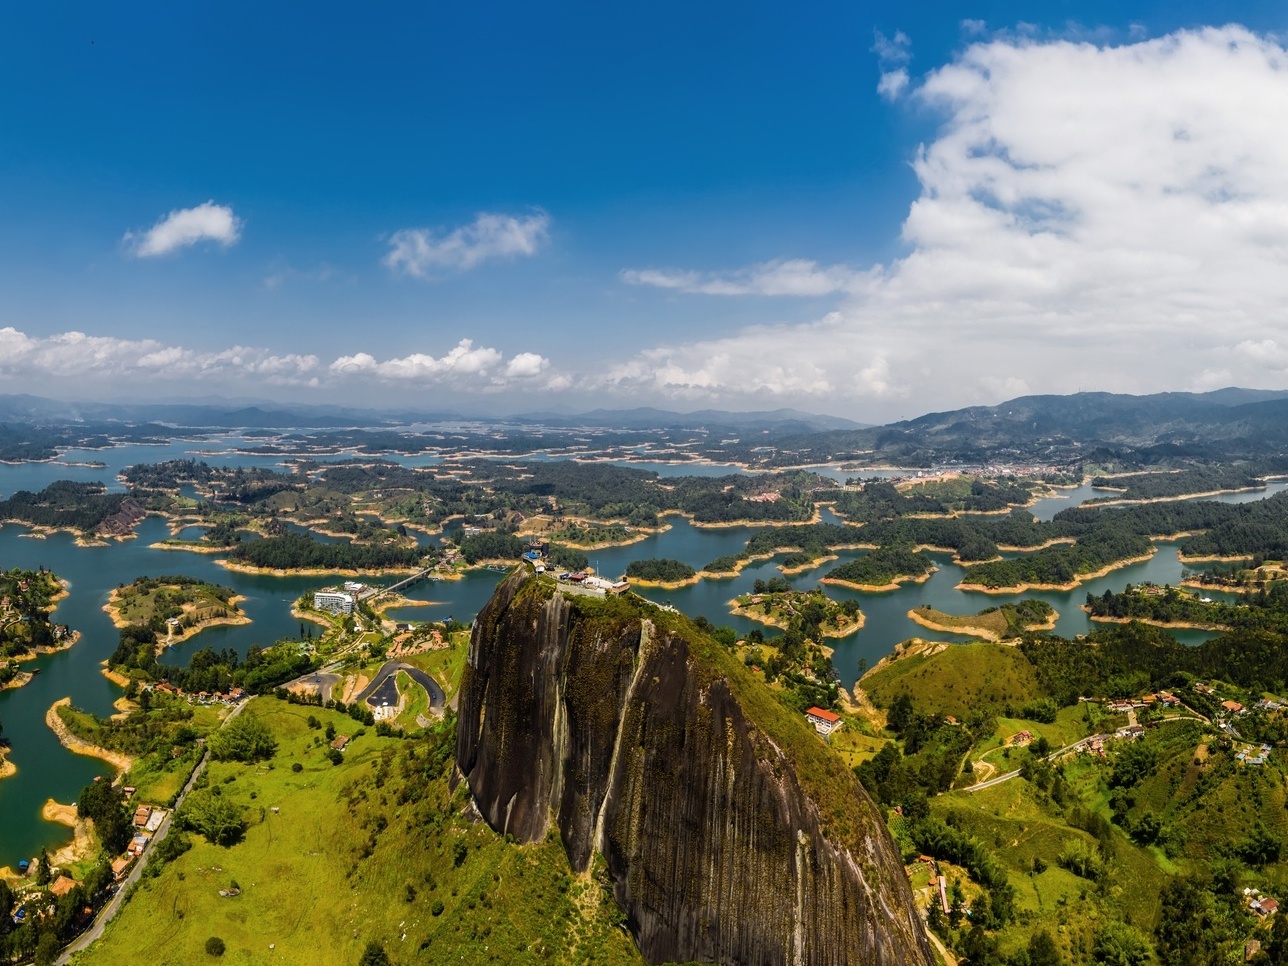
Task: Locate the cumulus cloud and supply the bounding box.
[384,211,550,277]
[621,259,874,297]
[125,201,241,257]
[601,26,1288,417]
[328,339,557,389]
[0,327,555,394]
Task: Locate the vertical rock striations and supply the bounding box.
[456,570,934,966]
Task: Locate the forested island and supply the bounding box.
[821,545,937,591]
[222,532,426,573]
[624,558,698,585]
[0,481,145,543]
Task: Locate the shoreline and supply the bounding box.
[906,607,1057,642]
[1081,606,1229,633]
[820,569,935,593]
[1084,486,1268,508]
[216,559,422,577]
[100,661,132,687]
[45,697,134,773]
[955,551,1157,594]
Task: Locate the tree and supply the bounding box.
[182,792,248,846]
[1092,921,1151,965]
[207,715,277,763]
[205,936,226,957]
[1028,928,1062,966]
[358,941,391,966]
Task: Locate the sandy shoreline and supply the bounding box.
[906,607,1056,642]
[1085,486,1267,508]
[216,560,422,577]
[99,662,132,687]
[955,552,1157,594]
[1081,606,1229,633]
[820,570,935,593]
[45,697,134,773]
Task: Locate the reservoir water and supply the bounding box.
[0,444,1279,862]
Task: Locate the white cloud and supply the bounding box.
[598,26,1288,416]
[877,69,909,100]
[0,327,554,394]
[125,201,241,258]
[621,259,874,297]
[384,211,550,277]
[504,352,548,379]
[873,29,912,100]
[328,339,555,388]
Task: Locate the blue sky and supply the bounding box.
[2,2,1288,420]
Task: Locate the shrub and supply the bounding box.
[205,936,226,957]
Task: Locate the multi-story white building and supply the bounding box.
[313,590,355,614]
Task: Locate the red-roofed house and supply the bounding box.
[805,707,842,736]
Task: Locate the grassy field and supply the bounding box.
[861,641,1047,720]
[74,698,642,966]
[109,577,241,630]
[395,670,429,724]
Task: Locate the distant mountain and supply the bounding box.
[513,407,868,432]
[760,388,1288,466]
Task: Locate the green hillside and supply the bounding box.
[74,699,643,966]
[862,641,1048,721]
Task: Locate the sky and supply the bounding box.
[4,2,1288,422]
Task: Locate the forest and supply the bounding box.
[624,558,696,582]
[823,545,936,587]
[0,481,133,533]
[226,532,425,571]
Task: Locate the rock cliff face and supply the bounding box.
[456,571,934,966]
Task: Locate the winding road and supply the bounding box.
[355,659,445,711]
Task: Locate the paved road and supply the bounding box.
[58,699,250,964]
[354,659,445,711]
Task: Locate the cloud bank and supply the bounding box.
[125,201,242,257]
[0,327,557,393]
[605,26,1288,416]
[385,211,550,277]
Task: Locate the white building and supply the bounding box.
[314,590,355,614]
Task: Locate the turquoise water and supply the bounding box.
[0,453,1273,864]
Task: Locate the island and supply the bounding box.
[102,575,249,653]
[729,582,864,637]
[906,599,1057,641]
[820,545,937,591]
[624,557,698,587]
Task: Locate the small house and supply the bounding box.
[805,707,842,737]
[49,876,76,898]
[331,735,350,751]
